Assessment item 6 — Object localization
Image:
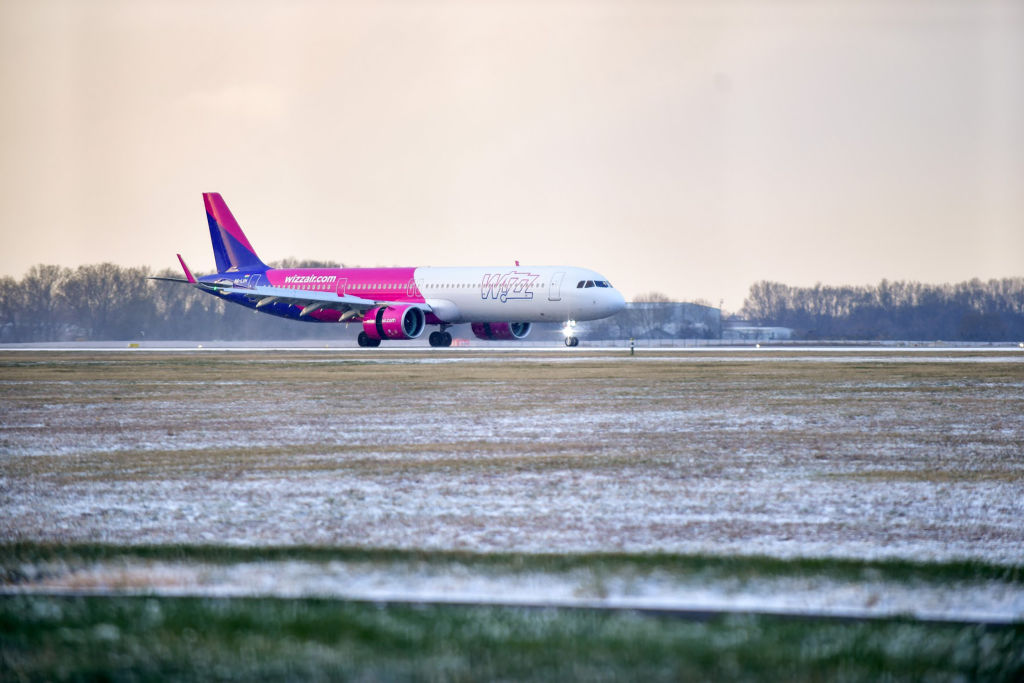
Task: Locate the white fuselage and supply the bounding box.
[413,266,625,324]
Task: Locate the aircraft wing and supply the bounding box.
[196,282,431,318]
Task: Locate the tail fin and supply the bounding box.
[203,193,268,273]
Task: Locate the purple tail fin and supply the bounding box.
[203,193,268,273]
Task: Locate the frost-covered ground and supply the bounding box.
[2,350,1023,618]
[7,557,1023,623]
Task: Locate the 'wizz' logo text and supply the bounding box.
[480,271,538,303]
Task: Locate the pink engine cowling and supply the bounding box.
[470,322,532,341]
[362,305,426,340]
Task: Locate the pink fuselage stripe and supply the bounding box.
[265,267,425,303]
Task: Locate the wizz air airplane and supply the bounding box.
[162,193,625,347]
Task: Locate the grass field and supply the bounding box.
[3,350,1022,560]
[4,593,1022,682]
[2,349,1023,678]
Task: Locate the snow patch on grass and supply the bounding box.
[7,558,1023,623]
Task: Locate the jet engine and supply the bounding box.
[362,305,426,340]
[470,322,532,341]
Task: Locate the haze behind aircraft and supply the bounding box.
[160,193,625,346]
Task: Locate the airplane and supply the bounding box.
[158,193,625,347]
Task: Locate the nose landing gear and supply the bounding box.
[562,320,579,347]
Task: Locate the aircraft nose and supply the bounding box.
[607,289,626,315]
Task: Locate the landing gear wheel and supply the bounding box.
[565,336,579,347]
[358,331,381,347]
[429,330,453,347]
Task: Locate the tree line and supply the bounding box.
[740,278,1024,341]
[584,294,721,340]
[1,263,1021,342]
[0,262,346,342]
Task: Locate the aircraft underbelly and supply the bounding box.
[449,296,571,322]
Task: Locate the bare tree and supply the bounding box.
[19,265,69,340]
[0,276,21,341]
[270,258,345,269]
[629,291,673,338]
[634,291,672,303]
[62,264,153,339]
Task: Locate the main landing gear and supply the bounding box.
[428,329,453,347]
[357,331,381,347]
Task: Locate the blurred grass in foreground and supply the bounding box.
[3,542,1023,586]
[2,595,1022,682]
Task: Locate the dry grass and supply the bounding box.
[2,350,1022,561]
[832,469,1024,483]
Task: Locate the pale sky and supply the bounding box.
[1,0,1021,310]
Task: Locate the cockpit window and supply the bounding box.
[584,280,595,288]
[595,281,609,287]
[576,280,585,288]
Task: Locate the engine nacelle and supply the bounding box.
[470,322,532,341]
[362,305,426,340]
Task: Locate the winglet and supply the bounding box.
[177,254,197,283]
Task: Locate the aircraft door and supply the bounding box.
[548,272,565,301]
[336,278,348,296]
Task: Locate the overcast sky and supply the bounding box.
[1,0,1021,310]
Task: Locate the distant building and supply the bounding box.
[583,302,722,340]
[722,320,794,341]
